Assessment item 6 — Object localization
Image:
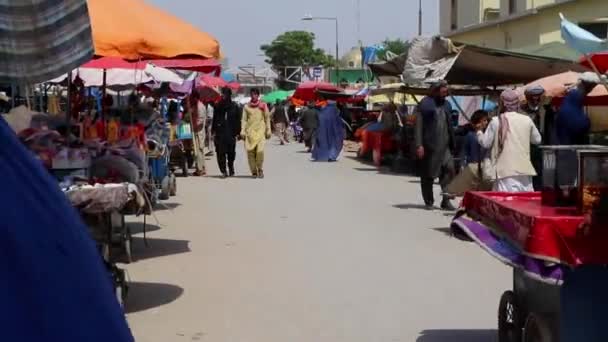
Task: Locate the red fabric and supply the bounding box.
[148,58,221,75]
[292,81,343,102]
[197,74,227,88]
[462,192,608,266]
[227,82,241,91]
[356,128,397,167]
[580,53,608,73]
[81,57,145,70]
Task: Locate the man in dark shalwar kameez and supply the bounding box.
[300,101,319,152]
[415,81,456,211]
[521,85,554,190]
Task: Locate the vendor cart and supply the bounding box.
[67,183,149,307]
[147,137,176,201]
[170,122,195,177]
[452,192,608,341]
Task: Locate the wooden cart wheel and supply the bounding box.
[112,266,128,310]
[181,157,189,177]
[169,173,177,196]
[159,176,170,200]
[498,290,523,342]
[523,313,555,342]
[122,219,133,264]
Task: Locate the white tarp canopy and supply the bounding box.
[402,36,585,87]
[48,64,183,87]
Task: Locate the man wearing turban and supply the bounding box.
[522,85,554,190]
[475,89,542,192]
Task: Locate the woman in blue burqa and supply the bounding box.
[0,116,133,340]
[312,100,345,162]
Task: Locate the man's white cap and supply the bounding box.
[579,71,601,84]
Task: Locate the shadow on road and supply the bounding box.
[207,175,256,180]
[431,227,453,237]
[353,167,379,172]
[154,202,181,212]
[125,282,184,314]
[416,329,496,342]
[128,223,162,235]
[131,237,191,261]
[393,204,431,210]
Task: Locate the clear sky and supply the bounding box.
[147,0,439,67]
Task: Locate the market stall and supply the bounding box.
[362,36,586,173]
[451,143,608,340]
[3,0,224,312]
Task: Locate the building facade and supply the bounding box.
[439,0,608,52]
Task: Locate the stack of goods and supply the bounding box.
[579,150,608,228]
[540,145,608,207]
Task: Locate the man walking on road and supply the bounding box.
[241,88,271,178]
[415,80,456,211]
[299,101,319,152]
[212,88,241,178]
[192,93,207,176]
[271,100,290,145]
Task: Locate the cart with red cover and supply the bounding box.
[452,190,608,341]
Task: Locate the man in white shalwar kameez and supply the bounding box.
[475,89,542,192]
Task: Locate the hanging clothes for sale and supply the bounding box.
[0,1,133,341]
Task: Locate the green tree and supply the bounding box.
[261,31,334,89]
[261,31,334,67]
[376,38,410,61]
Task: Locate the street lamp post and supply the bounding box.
[302,15,339,85]
[418,0,423,36]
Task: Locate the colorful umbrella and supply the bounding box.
[148,58,221,75]
[197,74,228,88]
[81,57,145,70]
[292,81,343,102]
[519,71,608,105]
[262,90,294,103]
[227,82,241,91]
[580,52,608,73]
[88,0,221,60]
[48,61,183,86]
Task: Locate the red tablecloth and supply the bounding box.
[462,192,608,266]
[356,129,397,166]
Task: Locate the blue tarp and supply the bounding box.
[0,117,133,341]
[221,71,236,82]
[561,14,608,55]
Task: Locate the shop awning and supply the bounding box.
[403,36,586,87]
[368,54,407,77]
[0,0,94,84]
[87,0,221,60]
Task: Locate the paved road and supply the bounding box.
[125,141,509,342]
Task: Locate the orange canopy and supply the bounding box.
[88,0,221,60]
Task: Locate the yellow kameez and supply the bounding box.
[241,104,271,174]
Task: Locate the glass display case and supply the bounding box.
[578,150,608,227]
[541,145,608,207]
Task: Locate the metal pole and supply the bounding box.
[356,0,361,46]
[66,71,72,132]
[418,0,422,36]
[335,18,340,85]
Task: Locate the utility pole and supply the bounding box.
[418,0,422,36]
[356,0,362,46]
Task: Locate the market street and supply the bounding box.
[125,141,510,342]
